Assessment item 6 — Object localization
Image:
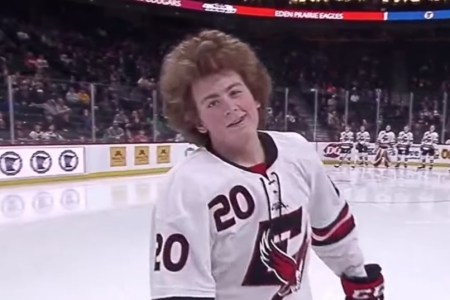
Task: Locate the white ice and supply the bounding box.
[0,167,449,300]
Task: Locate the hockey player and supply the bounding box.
[151,30,384,300]
[374,125,395,168]
[355,125,370,167]
[395,125,413,168]
[335,125,354,168]
[418,125,439,170]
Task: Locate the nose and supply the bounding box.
[223,97,239,116]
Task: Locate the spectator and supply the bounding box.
[78,89,90,106]
[43,124,64,141]
[125,128,133,141]
[35,55,49,72]
[0,113,8,142]
[29,124,44,141]
[133,129,149,142]
[128,110,142,130]
[113,109,129,126]
[327,110,340,128]
[55,97,71,124]
[30,99,59,117]
[81,108,93,132]
[103,121,124,143]
[66,87,80,104]
[0,112,5,128]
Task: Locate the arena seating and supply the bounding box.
[0,0,449,145]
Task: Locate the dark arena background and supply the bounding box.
[0,0,450,300]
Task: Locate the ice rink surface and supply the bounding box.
[0,167,449,300]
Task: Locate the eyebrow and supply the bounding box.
[200,82,243,104]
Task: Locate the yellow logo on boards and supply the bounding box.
[134,146,149,166]
[157,145,171,164]
[110,147,127,167]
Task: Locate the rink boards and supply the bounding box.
[0,143,189,186]
[1,142,449,186]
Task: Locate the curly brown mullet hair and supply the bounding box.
[159,29,272,146]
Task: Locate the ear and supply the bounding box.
[196,123,208,134]
[256,102,261,108]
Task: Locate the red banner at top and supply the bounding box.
[236,6,385,21]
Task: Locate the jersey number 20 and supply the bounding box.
[154,233,189,272]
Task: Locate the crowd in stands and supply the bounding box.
[0,0,449,146]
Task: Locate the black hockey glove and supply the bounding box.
[341,264,384,300]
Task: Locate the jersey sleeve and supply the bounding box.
[421,132,428,143]
[376,132,383,142]
[304,142,367,278]
[284,133,367,278]
[150,171,216,299]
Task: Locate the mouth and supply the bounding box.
[227,115,246,128]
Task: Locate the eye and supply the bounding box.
[230,89,242,97]
[207,99,219,108]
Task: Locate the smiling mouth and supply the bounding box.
[227,115,246,127]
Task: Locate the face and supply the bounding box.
[386,125,391,131]
[404,126,409,132]
[430,125,435,132]
[360,126,365,132]
[191,70,260,146]
[345,126,350,132]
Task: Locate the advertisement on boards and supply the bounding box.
[0,147,85,180]
[157,145,171,164]
[110,147,127,167]
[134,146,150,166]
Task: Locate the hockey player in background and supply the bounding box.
[151,30,384,300]
[355,125,370,167]
[334,125,354,168]
[418,125,439,170]
[395,125,413,168]
[374,125,395,168]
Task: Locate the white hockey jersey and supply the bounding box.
[339,131,354,146]
[377,130,395,147]
[397,131,413,147]
[421,131,439,147]
[150,131,366,300]
[356,131,370,146]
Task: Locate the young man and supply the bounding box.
[151,30,384,300]
[395,125,413,168]
[335,125,355,168]
[374,125,395,168]
[418,125,439,170]
[355,125,370,167]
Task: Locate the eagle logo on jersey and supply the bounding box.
[259,230,308,299]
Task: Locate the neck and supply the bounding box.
[211,133,264,167]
